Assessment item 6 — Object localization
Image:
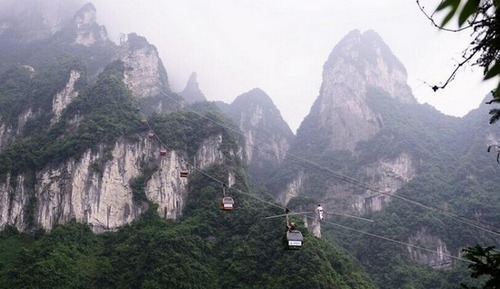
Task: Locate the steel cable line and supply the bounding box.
[134,105,479,264]
[312,215,473,264]
[5,9,493,262]
[149,89,500,237]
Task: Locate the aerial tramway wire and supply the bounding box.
[309,215,473,264]
[132,96,476,264]
[150,89,500,238]
[9,16,492,264]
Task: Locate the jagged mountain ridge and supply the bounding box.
[0,3,230,232]
[269,28,500,288]
[0,3,378,288]
[0,0,84,42]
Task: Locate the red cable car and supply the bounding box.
[180,169,189,178]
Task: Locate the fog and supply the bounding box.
[51,1,500,131]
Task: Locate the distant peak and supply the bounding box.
[78,2,96,13]
[74,2,97,22]
[180,72,206,103]
[324,29,404,72]
[186,72,198,86]
[233,88,274,107]
[322,29,414,103]
[126,33,153,50]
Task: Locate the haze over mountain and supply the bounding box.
[179,72,207,104]
[88,0,495,133]
[221,88,294,186]
[0,2,498,289]
[268,27,500,287]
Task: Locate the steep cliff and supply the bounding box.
[223,88,294,185]
[0,60,239,233]
[300,30,414,152]
[277,30,418,213]
[0,0,83,42]
[0,1,239,232]
[272,29,500,277]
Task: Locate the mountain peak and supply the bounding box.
[226,88,293,184]
[323,29,414,103]
[232,88,275,107]
[71,2,108,46]
[180,72,207,103]
[295,29,416,152]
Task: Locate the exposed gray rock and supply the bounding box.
[0,133,233,232]
[179,72,207,104]
[225,88,294,185]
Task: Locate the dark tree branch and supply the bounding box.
[416,0,472,32]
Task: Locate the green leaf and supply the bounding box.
[436,0,460,26]
[436,0,460,11]
[484,60,500,80]
[458,0,480,26]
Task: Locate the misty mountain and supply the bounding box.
[269,29,500,288]
[220,88,294,186]
[179,72,207,104]
[0,3,376,288]
[0,0,83,42]
[0,1,499,288]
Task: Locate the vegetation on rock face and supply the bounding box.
[0,60,143,177]
[0,171,376,289]
[0,35,375,288]
[286,89,500,289]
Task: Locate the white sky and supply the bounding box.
[91,0,496,133]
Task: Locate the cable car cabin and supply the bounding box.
[179,169,189,178]
[159,149,167,156]
[284,230,303,250]
[148,132,154,139]
[220,196,235,211]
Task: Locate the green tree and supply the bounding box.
[461,245,500,289]
[418,0,500,123]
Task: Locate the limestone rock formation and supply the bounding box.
[299,29,415,153]
[179,72,207,104]
[0,0,82,42]
[224,88,294,185]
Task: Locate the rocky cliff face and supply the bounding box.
[0,132,233,232]
[224,88,294,185]
[117,33,181,114]
[118,33,169,99]
[279,30,417,212]
[0,2,236,233]
[72,3,108,47]
[0,0,82,42]
[299,29,415,153]
[407,228,453,269]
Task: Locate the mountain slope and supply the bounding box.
[269,29,500,289]
[222,88,294,186]
[0,3,378,288]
